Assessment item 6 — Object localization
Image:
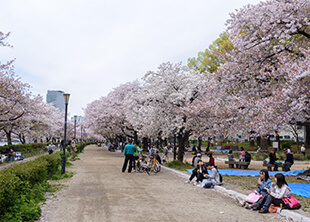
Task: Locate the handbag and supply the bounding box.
[245,191,263,203]
[282,194,301,209]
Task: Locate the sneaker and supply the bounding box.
[185,180,191,184]
[193,181,200,186]
[245,203,252,209]
[258,207,269,213]
[236,197,245,207]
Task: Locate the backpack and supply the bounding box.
[214,166,223,183]
[282,194,301,209]
[245,152,251,162]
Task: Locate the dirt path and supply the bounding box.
[39,145,287,222]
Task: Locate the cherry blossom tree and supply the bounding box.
[125,62,206,161]
[84,81,140,142]
[201,0,310,149]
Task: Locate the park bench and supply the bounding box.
[225,161,250,169]
[262,163,291,171]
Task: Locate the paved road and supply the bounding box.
[39,145,286,222]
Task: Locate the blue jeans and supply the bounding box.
[201,179,213,188]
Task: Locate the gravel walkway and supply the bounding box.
[38,145,287,222]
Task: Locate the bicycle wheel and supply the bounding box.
[146,166,151,175]
[154,160,161,173]
[137,160,143,173]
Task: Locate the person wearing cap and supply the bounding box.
[193,153,202,167]
[185,159,207,185]
[283,149,294,172]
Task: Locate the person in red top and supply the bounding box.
[208,152,215,166]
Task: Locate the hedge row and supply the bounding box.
[0,142,49,154]
[0,153,61,216]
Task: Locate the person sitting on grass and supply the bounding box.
[252,173,291,213]
[199,163,221,188]
[185,160,207,186]
[242,169,272,209]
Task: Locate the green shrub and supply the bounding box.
[0,172,22,216]
[0,153,63,220]
[282,142,291,149]
[0,142,48,154]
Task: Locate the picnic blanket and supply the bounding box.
[214,149,231,153]
[186,169,306,177]
[288,183,310,198]
[185,169,310,197]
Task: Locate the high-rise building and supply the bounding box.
[46,90,65,111]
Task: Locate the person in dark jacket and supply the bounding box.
[185,160,207,185]
[122,141,137,173]
[269,150,279,171]
[283,149,294,172]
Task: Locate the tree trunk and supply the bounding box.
[250,137,255,147]
[18,134,26,144]
[256,136,261,147]
[173,135,177,160]
[134,131,138,144]
[197,137,202,152]
[276,133,280,150]
[142,137,148,151]
[5,130,12,145]
[177,131,190,162]
[306,125,310,149]
[260,136,269,151]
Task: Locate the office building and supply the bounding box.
[46,90,65,111]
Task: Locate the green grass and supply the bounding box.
[167,160,194,171]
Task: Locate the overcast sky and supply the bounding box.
[0,0,262,116]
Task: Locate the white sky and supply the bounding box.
[0,0,262,116]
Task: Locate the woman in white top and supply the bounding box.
[301,144,306,157]
[252,173,291,213]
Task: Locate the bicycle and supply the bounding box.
[146,155,161,175]
[136,155,150,173]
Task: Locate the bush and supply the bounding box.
[0,153,62,220]
[0,172,22,216]
[0,142,48,154]
[282,142,291,149]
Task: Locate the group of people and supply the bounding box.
[121,141,141,173]
[240,170,291,213]
[227,147,251,168]
[186,153,221,188]
[268,148,294,171]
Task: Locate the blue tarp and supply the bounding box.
[186,169,310,197]
[288,183,310,197]
[214,149,231,153]
[186,169,306,177]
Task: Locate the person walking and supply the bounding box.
[301,144,306,157]
[47,142,56,154]
[122,140,137,173]
[70,138,77,161]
